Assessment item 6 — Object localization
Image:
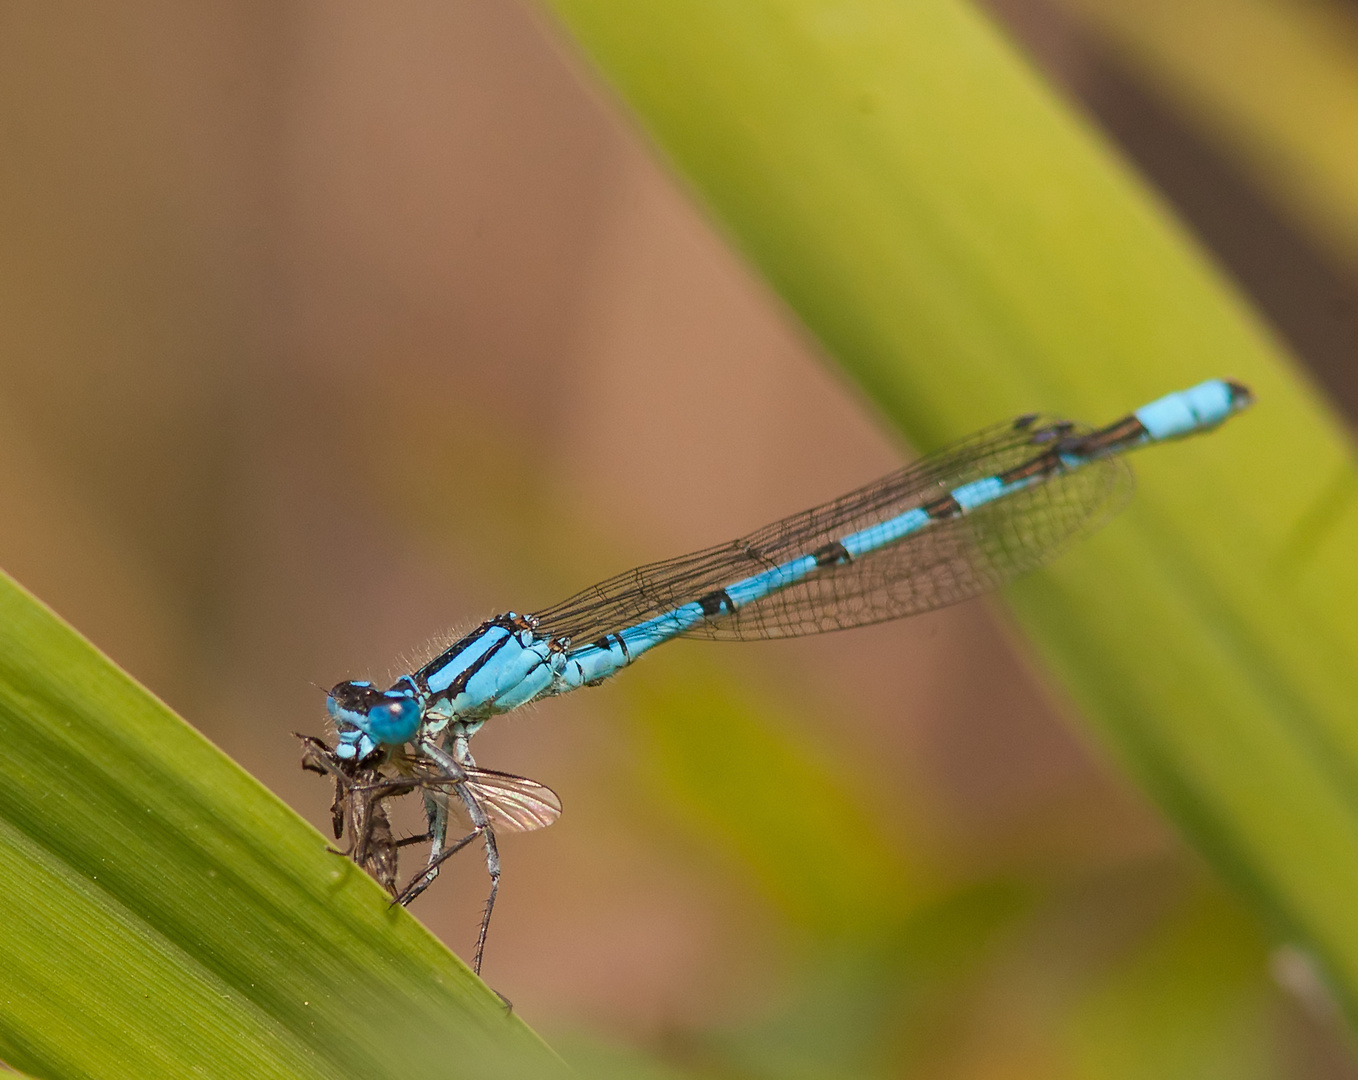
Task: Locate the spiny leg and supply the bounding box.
[472,824,500,976]
[447,737,502,977]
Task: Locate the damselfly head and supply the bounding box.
[327,679,422,758]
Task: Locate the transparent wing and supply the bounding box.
[401,760,563,833]
[530,416,1134,643]
[462,767,562,832]
[715,456,1133,637]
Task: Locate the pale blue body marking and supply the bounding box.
[325,379,1251,763]
[841,508,930,558]
[1135,378,1238,441]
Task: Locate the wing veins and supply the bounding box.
[530,416,1123,643]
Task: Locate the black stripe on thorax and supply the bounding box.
[442,633,513,700]
[418,613,526,698]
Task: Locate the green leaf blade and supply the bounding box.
[0,574,564,1079]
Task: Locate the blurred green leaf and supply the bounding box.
[1065,880,1274,1080]
[1047,0,1358,275]
[542,0,1358,1028]
[0,573,565,1079]
[620,654,924,941]
[697,881,1034,1080]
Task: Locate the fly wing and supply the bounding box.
[462,767,563,832]
[529,416,1132,643]
[403,760,563,833]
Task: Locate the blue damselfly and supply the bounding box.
[305,378,1252,973]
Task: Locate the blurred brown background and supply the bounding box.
[2,0,1356,1075]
